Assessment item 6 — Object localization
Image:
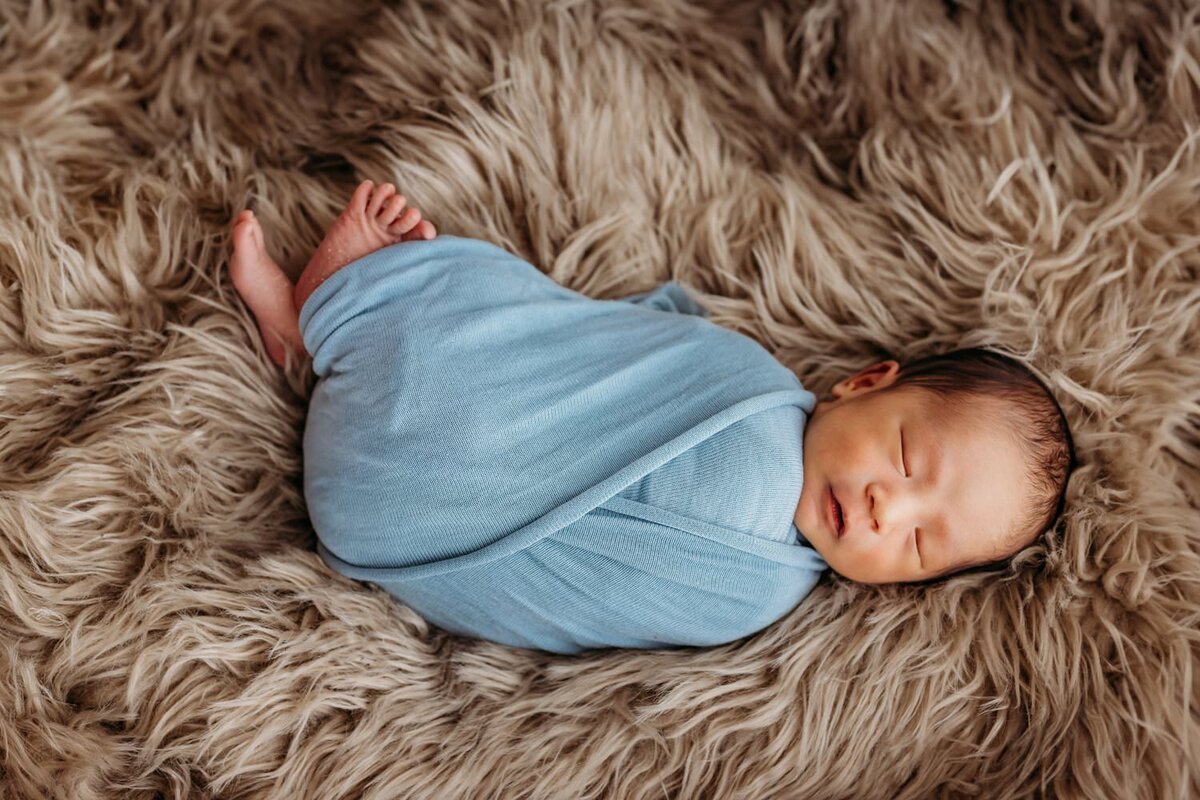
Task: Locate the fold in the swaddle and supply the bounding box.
[298,235,828,654]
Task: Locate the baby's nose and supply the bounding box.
[868,487,913,537]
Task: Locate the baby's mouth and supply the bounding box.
[829,486,845,537]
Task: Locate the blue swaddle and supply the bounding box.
[298,234,829,654]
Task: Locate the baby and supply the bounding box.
[229,180,1077,653]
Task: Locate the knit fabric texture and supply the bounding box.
[299,235,828,654]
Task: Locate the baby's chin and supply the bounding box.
[806,532,855,580]
[795,477,833,550]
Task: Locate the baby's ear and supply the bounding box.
[832,360,901,399]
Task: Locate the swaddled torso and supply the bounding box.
[299,235,828,654]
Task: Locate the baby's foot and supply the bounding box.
[229,209,305,368]
[293,180,437,313]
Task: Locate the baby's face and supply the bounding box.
[794,360,1029,584]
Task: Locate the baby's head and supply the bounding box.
[794,346,1076,585]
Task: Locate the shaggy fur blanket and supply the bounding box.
[1,1,1197,797]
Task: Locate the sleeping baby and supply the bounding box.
[228,180,1077,655]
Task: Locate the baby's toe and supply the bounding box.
[231,215,257,253]
[232,212,269,259]
[387,206,422,236]
[348,180,375,214]
[378,193,408,226]
[367,183,396,217]
[401,220,437,242]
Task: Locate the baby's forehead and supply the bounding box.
[895,390,1032,491]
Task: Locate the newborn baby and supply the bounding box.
[229,180,1076,654]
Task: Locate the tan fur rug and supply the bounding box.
[1,1,1198,797]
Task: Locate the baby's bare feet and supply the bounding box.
[293,180,438,313]
[230,209,305,368]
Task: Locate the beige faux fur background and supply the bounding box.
[1,0,1197,797]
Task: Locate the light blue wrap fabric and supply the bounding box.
[298,234,829,654]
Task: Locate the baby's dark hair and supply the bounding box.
[882,346,1077,582]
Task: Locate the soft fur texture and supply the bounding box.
[1,0,1197,797]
